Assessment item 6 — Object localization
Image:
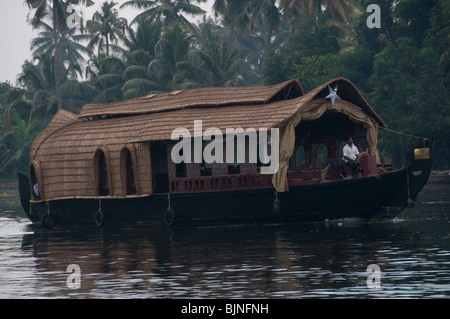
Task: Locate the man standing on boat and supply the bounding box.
[343,136,360,177]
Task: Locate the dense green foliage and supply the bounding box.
[0,0,448,178]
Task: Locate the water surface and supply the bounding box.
[0,182,449,299]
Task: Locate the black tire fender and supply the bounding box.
[163,207,175,226]
[95,209,105,227]
[41,214,56,229]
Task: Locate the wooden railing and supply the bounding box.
[169,173,273,193]
[287,165,329,186]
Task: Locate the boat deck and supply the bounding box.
[169,157,393,193]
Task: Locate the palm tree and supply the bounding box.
[17,54,62,128]
[191,15,224,51]
[147,24,192,92]
[0,84,37,178]
[117,17,163,69]
[247,0,283,75]
[212,0,284,80]
[0,109,38,176]
[279,0,351,23]
[119,18,163,99]
[30,20,90,79]
[85,54,126,103]
[122,66,159,99]
[85,1,128,57]
[177,40,248,88]
[120,0,206,33]
[212,0,252,53]
[25,0,94,110]
[0,82,32,127]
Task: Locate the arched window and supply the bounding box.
[94,148,111,196]
[120,147,137,195]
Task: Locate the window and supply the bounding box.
[121,148,137,195]
[99,152,109,196]
[94,149,110,196]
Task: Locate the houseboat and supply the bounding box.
[18,77,433,229]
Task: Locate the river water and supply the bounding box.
[0,181,449,299]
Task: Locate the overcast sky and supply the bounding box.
[0,0,212,85]
[0,1,34,84]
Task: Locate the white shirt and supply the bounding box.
[342,144,359,163]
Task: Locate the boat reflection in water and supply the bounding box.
[1,180,447,299]
[2,169,448,300]
[21,211,446,299]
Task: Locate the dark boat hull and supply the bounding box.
[18,140,433,229]
[17,168,426,228]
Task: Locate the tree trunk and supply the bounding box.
[261,22,274,77]
[53,0,63,110]
[227,24,235,59]
[106,35,110,56]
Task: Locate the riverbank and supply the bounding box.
[430,170,450,184]
[0,182,18,190]
[0,181,19,197]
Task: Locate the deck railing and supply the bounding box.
[169,161,394,193]
[287,165,330,186]
[169,173,273,193]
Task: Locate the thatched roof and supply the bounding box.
[29,78,386,201]
[78,79,304,119]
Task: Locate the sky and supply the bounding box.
[0,0,213,85]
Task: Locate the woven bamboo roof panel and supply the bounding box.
[30,109,80,161]
[78,79,304,118]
